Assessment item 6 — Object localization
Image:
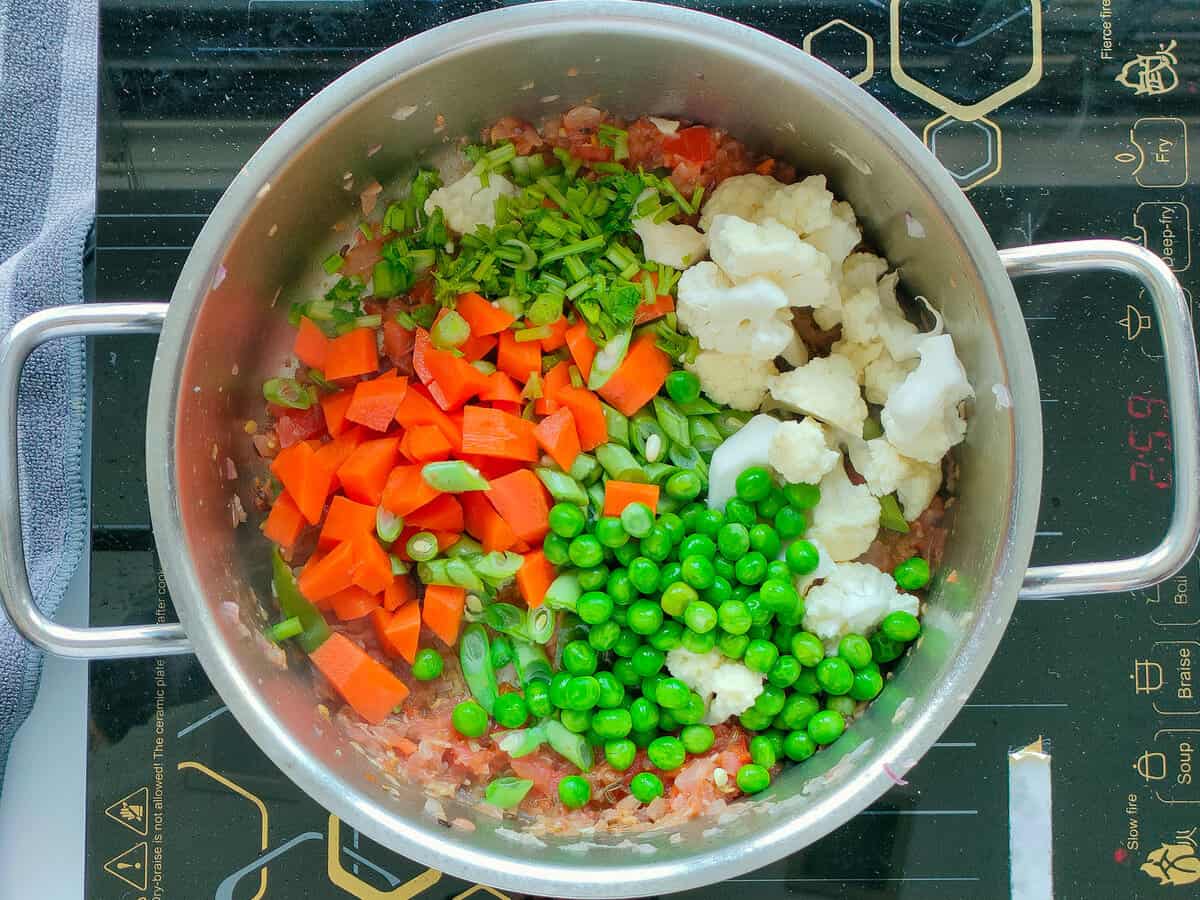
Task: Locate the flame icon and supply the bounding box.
[1120,305,1152,340]
[1115,151,1138,165]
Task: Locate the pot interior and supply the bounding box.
[152,4,1041,894]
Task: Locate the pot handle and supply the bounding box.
[0,303,192,658]
[1001,240,1200,599]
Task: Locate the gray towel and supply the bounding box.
[0,0,96,789]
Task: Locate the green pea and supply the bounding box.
[451,700,488,738]
[785,540,820,575]
[759,578,799,614]
[767,654,801,688]
[658,709,679,732]
[640,527,672,561]
[542,532,571,566]
[656,560,683,593]
[613,628,642,658]
[739,706,774,731]
[649,677,683,710]
[681,627,717,653]
[775,600,805,627]
[525,681,553,718]
[578,565,609,591]
[676,691,708,726]
[816,657,854,695]
[630,728,657,749]
[881,610,922,643]
[585,728,606,749]
[743,639,779,674]
[628,557,661,594]
[630,770,666,803]
[754,684,787,717]
[695,508,724,536]
[684,600,718,634]
[678,533,716,560]
[772,622,798,649]
[493,692,529,728]
[735,466,773,502]
[611,606,628,627]
[776,693,820,731]
[660,581,697,617]
[744,593,772,627]
[586,620,620,653]
[734,552,768,586]
[575,591,612,625]
[756,488,787,520]
[594,671,624,709]
[791,669,821,695]
[562,640,597,675]
[606,568,636,605]
[649,620,684,651]
[749,735,778,768]
[717,523,750,560]
[612,657,640,685]
[736,763,771,793]
[627,600,664,635]
[647,735,686,771]
[665,370,701,404]
[893,556,931,591]
[702,575,733,606]
[725,498,757,527]
[665,471,702,501]
[629,696,660,732]
[549,671,573,708]
[620,502,655,538]
[838,633,873,669]
[548,502,586,538]
[774,505,807,540]
[591,707,633,739]
[593,516,628,549]
[605,738,637,771]
[717,631,749,660]
[790,631,825,667]
[568,534,604,568]
[850,665,884,700]
[783,482,821,510]
[713,556,736,581]
[783,729,817,761]
[564,675,601,710]
[749,524,781,558]
[679,502,704,532]
[632,645,666,677]
[746,622,772,643]
[677,556,715,593]
[716,598,752,635]
[613,541,640,567]
[558,775,591,808]
[870,630,905,663]
[765,559,792,583]
[807,709,845,745]
[411,648,444,681]
[673,725,712,757]
[826,695,856,717]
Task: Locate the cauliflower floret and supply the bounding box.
[698,173,780,231]
[632,189,707,268]
[707,413,782,510]
[706,215,835,309]
[424,172,516,234]
[676,261,794,358]
[666,648,765,725]
[688,350,777,411]
[768,354,868,436]
[806,200,861,271]
[768,418,840,485]
[781,332,810,368]
[802,562,919,651]
[796,539,837,595]
[817,251,888,330]
[864,350,916,405]
[882,334,973,464]
[806,459,881,562]
[831,338,883,381]
[844,436,942,520]
[759,175,836,236]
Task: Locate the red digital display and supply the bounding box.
[1128,394,1172,489]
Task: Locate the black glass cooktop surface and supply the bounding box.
[87,2,1200,897]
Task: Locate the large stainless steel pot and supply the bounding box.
[3,2,1199,895]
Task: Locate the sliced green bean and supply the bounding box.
[485,776,534,809]
[689,416,724,453]
[630,410,669,462]
[880,494,909,533]
[446,557,484,592]
[422,460,490,492]
[545,718,594,771]
[499,725,547,758]
[513,638,553,685]
[587,481,607,514]
[677,397,720,416]
[544,572,582,612]
[569,452,602,485]
[535,467,589,505]
[601,402,631,447]
[375,507,403,544]
[271,549,330,653]
[652,396,692,448]
[596,443,647,482]
[460,623,499,713]
[474,550,524,581]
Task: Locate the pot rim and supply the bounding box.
[147,2,1042,894]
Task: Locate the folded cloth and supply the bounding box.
[0,0,96,790]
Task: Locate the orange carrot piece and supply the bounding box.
[597,334,671,416]
[372,604,420,663]
[540,316,569,351]
[394,384,462,450]
[496,330,541,383]
[603,480,661,517]
[313,428,366,493]
[270,441,334,524]
[564,321,596,380]
[459,331,498,363]
[399,424,453,463]
[380,464,442,517]
[634,292,674,325]
[515,549,555,609]
[486,469,550,543]
[324,327,379,380]
[422,585,466,646]
[460,453,524,481]
[406,493,465,533]
[307,631,409,725]
[536,360,570,415]
[460,405,539,461]
[479,371,522,407]
[262,490,306,549]
[294,317,330,369]
[461,491,518,553]
[297,539,357,601]
[320,391,355,438]
[330,585,381,621]
[456,291,515,335]
[534,407,581,472]
[382,576,416,612]
[336,436,399,506]
[351,532,394,595]
[345,373,409,432]
[318,495,378,550]
[423,343,489,411]
[552,386,607,451]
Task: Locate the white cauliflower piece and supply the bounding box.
[676,261,794,358]
[845,436,942,521]
[666,648,765,725]
[632,189,707,268]
[424,172,516,235]
[831,338,883,381]
[882,334,973,464]
[768,354,868,436]
[864,351,916,405]
[842,252,889,297]
[802,562,919,651]
[698,173,780,232]
[707,413,782,510]
[688,350,777,411]
[796,539,837,596]
[807,459,881,562]
[768,418,840,485]
[780,333,810,368]
[760,175,835,236]
[706,215,835,309]
[806,200,861,271]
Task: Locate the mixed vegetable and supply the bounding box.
[254,109,958,824]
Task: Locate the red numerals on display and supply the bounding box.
[1128,394,1169,420]
[1127,394,1172,489]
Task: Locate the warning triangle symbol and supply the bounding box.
[105,786,149,836]
[104,842,147,891]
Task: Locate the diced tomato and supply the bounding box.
[662,126,717,167]
[274,405,326,448]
